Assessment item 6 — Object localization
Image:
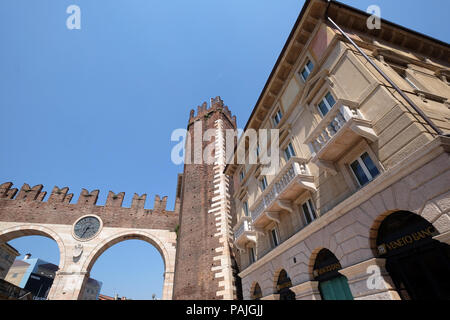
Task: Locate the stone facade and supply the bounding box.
[0,243,19,279]
[225,0,450,300]
[0,0,449,301]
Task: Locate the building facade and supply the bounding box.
[225,0,450,300]
[81,278,103,300]
[4,254,102,300]
[0,0,449,301]
[0,243,19,279]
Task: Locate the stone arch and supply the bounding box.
[273,268,295,300]
[309,248,344,281]
[369,210,399,257]
[249,282,262,300]
[81,230,175,300]
[369,209,442,257]
[272,267,286,293]
[308,247,326,281]
[0,224,66,270]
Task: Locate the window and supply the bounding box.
[284,142,296,161]
[403,74,420,90]
[317,92,336,117]
[350,152,380,187]
[273,110,283,126]
[391,66,421,91]
[12,273,18,278]
[300,60,314,81]
[260,176,268,191]
[239,170,245,182]
[270,227,280,248]
[243,201,249,217]
[302,199,317,225]
[249,247,256,264]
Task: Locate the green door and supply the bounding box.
[319,276,353,300]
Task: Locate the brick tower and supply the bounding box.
[173,97,241,300]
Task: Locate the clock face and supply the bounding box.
[73,216,101,240]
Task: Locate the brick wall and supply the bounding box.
[0,182,178,232]
[173,97,240,300]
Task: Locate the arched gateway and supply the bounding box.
[0,98,241,301]
[0,182,179,300]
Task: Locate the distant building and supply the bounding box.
[5,254,102,300]
[81,277,103,300]
[98,293,129,300]
[98,294,115,300]
[0,243,19,279]
[0,279,32,300]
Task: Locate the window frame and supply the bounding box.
[270,226,280,248]
[260,176,268,191]
[243,201,249,217]
[317,92,336,117]
[349,152,381,187]
[284,142,296,161]
[302,199,317,225]
[249,247,256,264]
[239,170,245,182]
[300,59,315,82]
[272,109,283,127]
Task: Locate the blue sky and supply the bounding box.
[1,0,449,300]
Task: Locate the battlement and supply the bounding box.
[188,96,237,127]
[0,182,175,212]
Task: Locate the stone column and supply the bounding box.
[339,258,401,300]
[47,270,89,300]
[162,271,174,300]
[291,281,322,300]
[260,294,280,300]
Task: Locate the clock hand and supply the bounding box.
[82,226,90,237]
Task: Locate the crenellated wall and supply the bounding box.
[0,182,179,231]
[188,96,237,129]
[0,181,179,300]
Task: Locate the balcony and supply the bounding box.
[233,216,257,251]
[250,157,316,229]
[305,99,378,174]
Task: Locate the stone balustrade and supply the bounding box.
[250,158,312,224]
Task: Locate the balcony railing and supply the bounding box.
[250,157,316,227]
[306,99,377,167]
[233,216,257,251]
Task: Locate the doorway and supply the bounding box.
[313,249,353,300]
[376,211,450,300]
